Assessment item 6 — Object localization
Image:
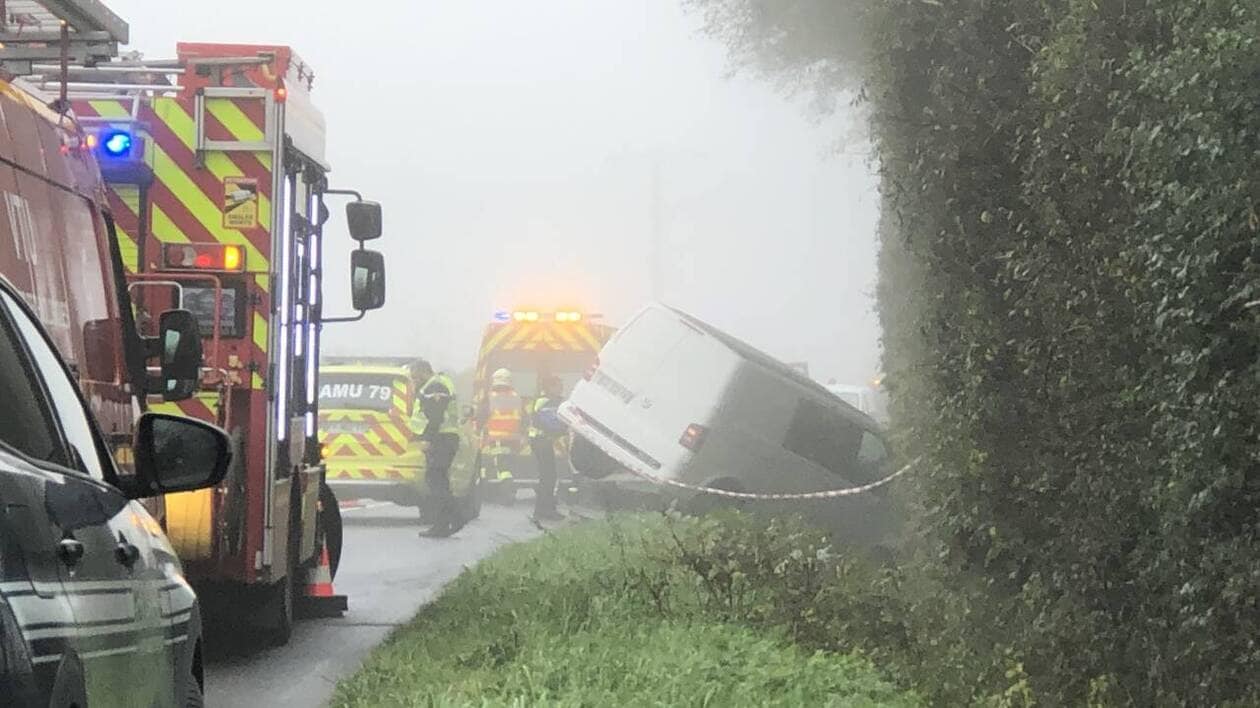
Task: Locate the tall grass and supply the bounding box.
[331,514,917,707]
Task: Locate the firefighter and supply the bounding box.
[529,375,567,521]
[410,360,464,537]
[477,368,524,484]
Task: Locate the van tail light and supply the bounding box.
[679,423,708,452]
[584,357,600,381]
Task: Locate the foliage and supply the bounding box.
[331,515,917,708]
[691,0,1260,704]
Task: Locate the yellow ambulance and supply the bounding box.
[318,357,479,518]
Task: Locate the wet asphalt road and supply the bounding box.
[202,502,556,707]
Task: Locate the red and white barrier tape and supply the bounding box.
[614,455,919,501]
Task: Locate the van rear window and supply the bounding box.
[783,398,863,479]
[319,374,401,412]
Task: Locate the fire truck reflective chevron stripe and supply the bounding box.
[205,97,266,143]
[108,184,142,273]
[78,98,273,279]
[76,95,275,391]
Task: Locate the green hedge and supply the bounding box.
[692,0,1260,703]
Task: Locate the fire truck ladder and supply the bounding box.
[0,1,126,73]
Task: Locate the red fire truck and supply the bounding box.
[28,38,389,643]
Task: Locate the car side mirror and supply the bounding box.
[351,249,386,311]
[157,309,202,401]
[127,412,230,499]
[346,200,382,241]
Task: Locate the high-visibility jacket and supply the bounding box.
[411,373,459,437]
[529,395,563,439]
[485,386,524,442]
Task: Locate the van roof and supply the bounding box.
[664,306,880,428]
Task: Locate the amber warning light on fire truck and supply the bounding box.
[163,244,245,272]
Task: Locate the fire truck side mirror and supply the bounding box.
[346,200,382,241]
[126,412,230,499]
[157,309,202,401]
[351,249,386,311]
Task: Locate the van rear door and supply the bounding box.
[567,305,736,476]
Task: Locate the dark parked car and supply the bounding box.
[0,280,230,707]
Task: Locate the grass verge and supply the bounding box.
[331,514,918,707]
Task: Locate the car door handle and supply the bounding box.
[56,538,84,567]
[114,533,140,569]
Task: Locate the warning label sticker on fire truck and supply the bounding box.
[223,177,259,229]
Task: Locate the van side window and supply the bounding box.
[0,294,68,466]
[855,431,890,483]
[858,431,888,466]
[782,398,862,479]
[1,290,108,480]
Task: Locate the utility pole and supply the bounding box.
[650,158,663,301]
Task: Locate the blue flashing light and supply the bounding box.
[492,310,512,323]
[102,131,132,157]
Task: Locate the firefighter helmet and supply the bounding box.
[491,368,513,387]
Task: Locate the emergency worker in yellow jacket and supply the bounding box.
[410,360,464,537]
[529,375,566,521]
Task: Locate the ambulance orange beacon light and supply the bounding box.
[512,310,540,323]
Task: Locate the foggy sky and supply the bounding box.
[109,0,881,384]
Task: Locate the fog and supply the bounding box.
[110,0,880,384]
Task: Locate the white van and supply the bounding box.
[560,304,899,546]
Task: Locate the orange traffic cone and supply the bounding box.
[306,543,335,597]
[296,542,347,617]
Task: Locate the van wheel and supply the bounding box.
[570,436,620,479]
